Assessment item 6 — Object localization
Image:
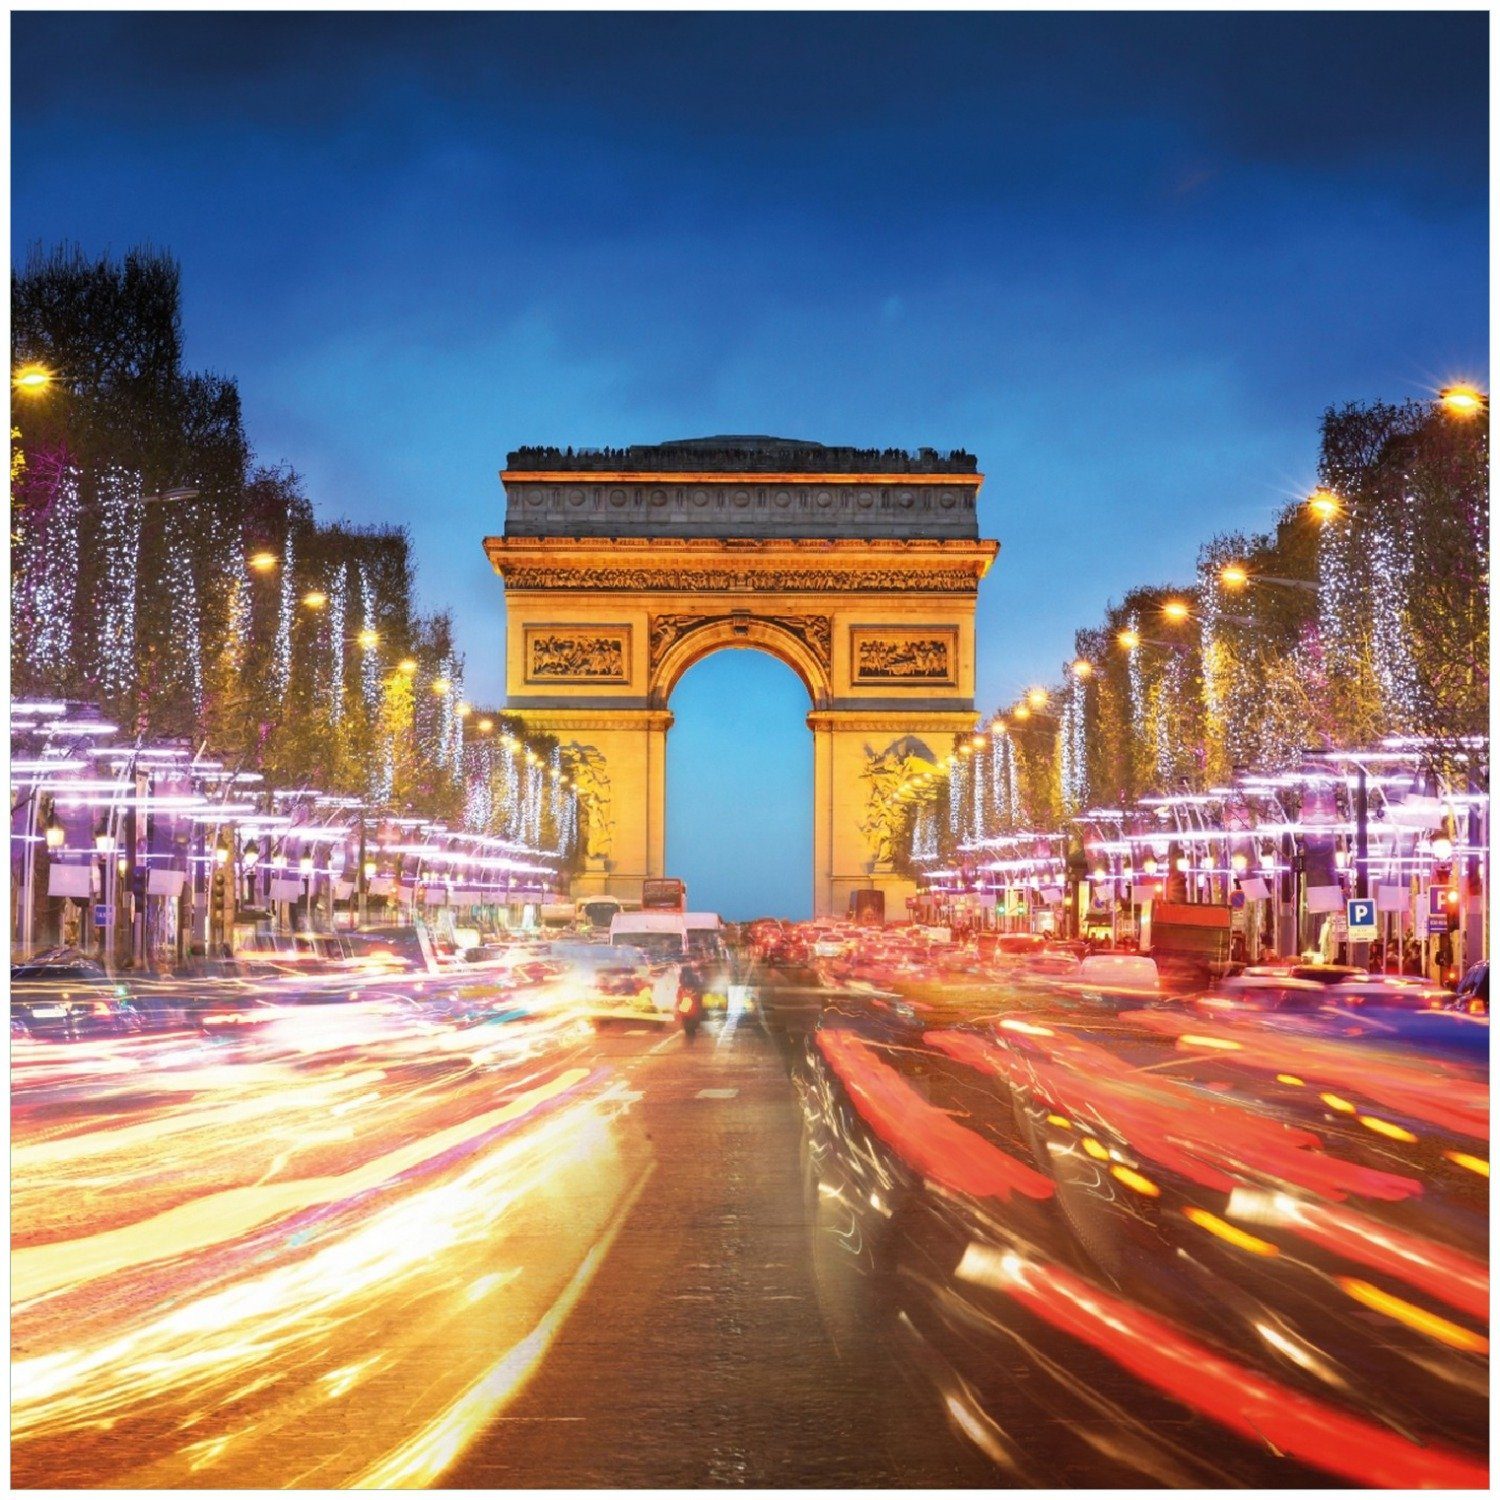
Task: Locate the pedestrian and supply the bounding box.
[1403,936,1422,975]
[1257,942,1276,965]
[1367,939,1383,973]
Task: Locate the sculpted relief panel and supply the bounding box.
[524,625,631,684]
[648,612,832,673]
[850,627,958,687]
[503,565,982,594]
[858,734,940,869]
[561,743,613,860]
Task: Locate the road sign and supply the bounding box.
[1427,884,1455,934]
[1229,889,1246,911]
[93,904,114,927]
[1346,898,1377,942]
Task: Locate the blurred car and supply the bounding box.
[11,951,144,1041]
[1454,961,1488,1013]
[794,981,1487,1488]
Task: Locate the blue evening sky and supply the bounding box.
[12,12,1487,919]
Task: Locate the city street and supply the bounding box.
[445,1012,997,1488]
[9,941,1489,1488]
[10,972,994,1489]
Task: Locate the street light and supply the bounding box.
[432,678,452,695]
[248,551,279,573]
[1307,488,1342,523]
[357,629,379,649]
[1070,659,1093,679]
[478,718,495,734]
[456,701,473,719]
[13,363,55,395]
[302,591,327,610]
[1161,599,1192,624]
[1026,687,1049,709]
[44,812,65,850]
[1219,562,1318,595]
[398,658,418,675]
[1116,628,1140,651]
[1439,383,1485,418]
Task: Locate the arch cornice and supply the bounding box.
[649,615,833,709]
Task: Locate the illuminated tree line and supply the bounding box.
[903,392,1488,868]
[12,243,578,856]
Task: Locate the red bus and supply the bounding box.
[641,878,687,912]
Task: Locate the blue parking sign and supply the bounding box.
[1346,898,1377,940]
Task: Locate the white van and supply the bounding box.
[683,912,725,963]
[609,911,688,963]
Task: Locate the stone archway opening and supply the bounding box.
[664,645,813,920]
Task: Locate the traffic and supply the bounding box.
[9,904,1489,1488]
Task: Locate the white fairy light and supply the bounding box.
[328,565,348,724]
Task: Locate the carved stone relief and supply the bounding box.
[647,612,832,673]
[858,735,939,869]
[850,628,957,686]
[524,626,630,683]
[504,566,981,594]
[561,743,613,861]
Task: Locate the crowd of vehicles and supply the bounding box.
[760,916,1489,1487]
[9,907,1488,1486]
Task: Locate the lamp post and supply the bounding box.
[93,821,116,962]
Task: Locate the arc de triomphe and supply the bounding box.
[484,436,998,919]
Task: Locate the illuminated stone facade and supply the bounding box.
[485,437,999,918]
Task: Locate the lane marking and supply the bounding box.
[695,1088,738,1100]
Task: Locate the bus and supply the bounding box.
[578,895,625,932]
[641,878,687,912]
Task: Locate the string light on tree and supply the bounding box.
[96,465,142,700]
[328,565,348,725]
[272,530,295,698]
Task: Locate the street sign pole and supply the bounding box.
[1353,764,1369,968]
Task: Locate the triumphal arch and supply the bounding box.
[484,437,998,918]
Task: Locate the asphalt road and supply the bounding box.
[444,1008,999,1488]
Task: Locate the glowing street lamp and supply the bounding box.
[357,628,379,649]
[1220,561,1318,596]
[44,813,65,851]
[1026,686,1049,709]
[1439,383,1485,418]
[1013,704,1032,722]
[398,658,418,675]
[301,590,327,610]
[478,718,495,734]
[431,677,452,695]
[12,363,54,395]
[1161,599,1192,624]
[1070,659,1093,679]
[456,701,473,719]
[1307,488,1342,523]
[1116,628,1140,651]
[248,551,279,573]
